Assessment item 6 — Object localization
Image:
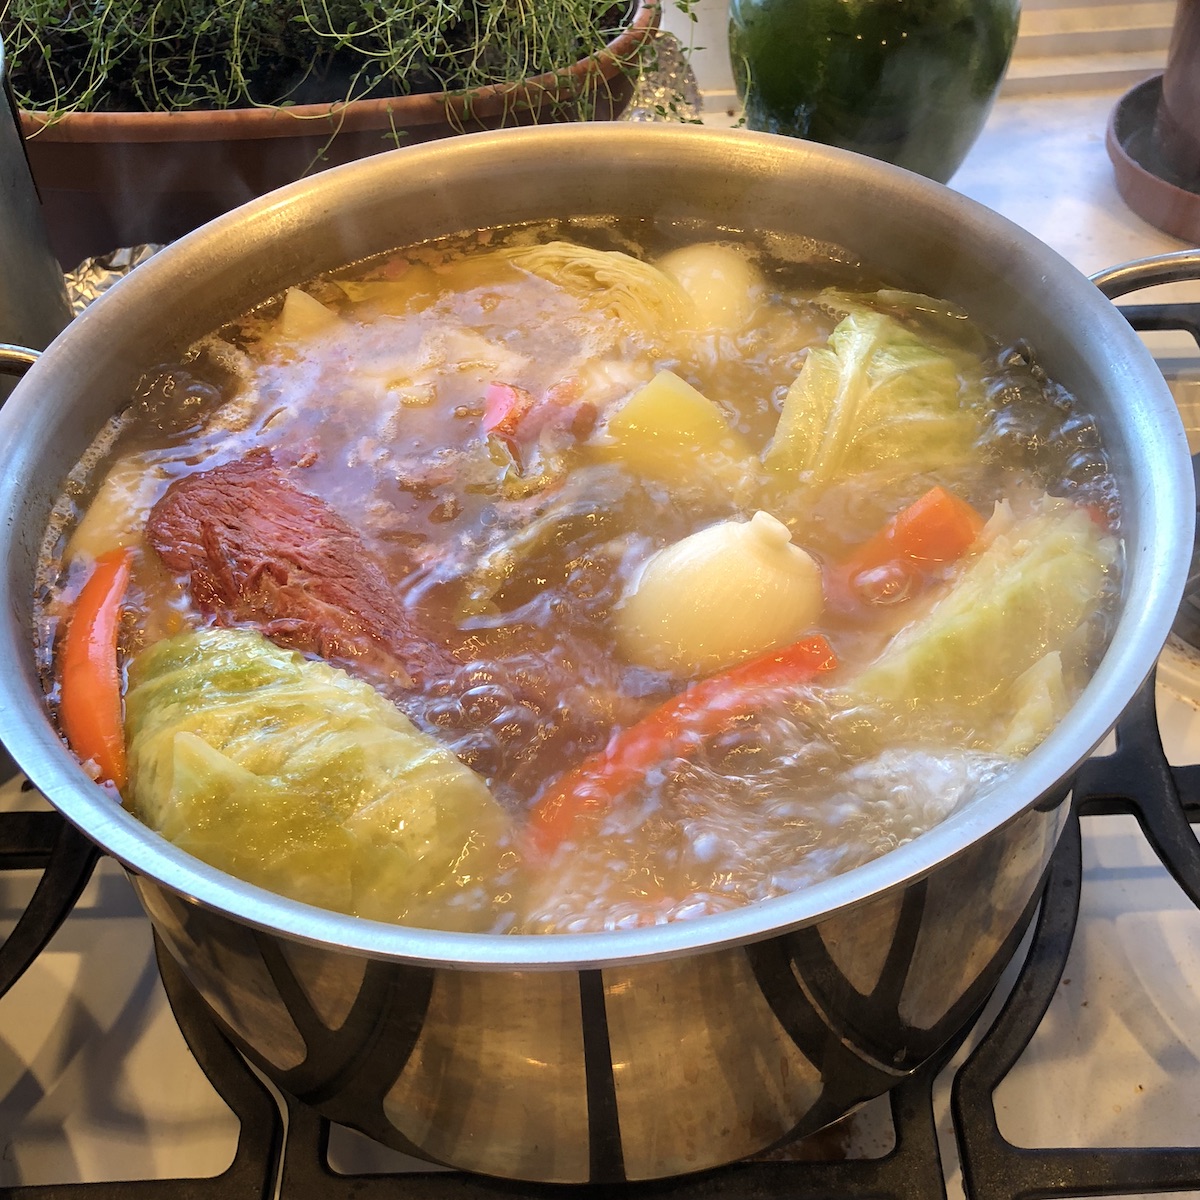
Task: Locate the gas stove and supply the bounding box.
[2,82,1200,1200]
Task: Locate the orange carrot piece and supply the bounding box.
[59,548,133,790]
[827,486,985,611]
[847,485,984,575]
[528,634,838,855]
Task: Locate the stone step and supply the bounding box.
[1003,49,1167,95]
[1013,2,1176,58]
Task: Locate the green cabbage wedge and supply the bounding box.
[844,496,1120,755]
[504,240,693,343]
[123,627,510,930]
[765,306,985,488]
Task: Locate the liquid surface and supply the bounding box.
[36,221,1123,933]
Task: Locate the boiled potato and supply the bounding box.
[598,369,753,483]
[276,287,343,340]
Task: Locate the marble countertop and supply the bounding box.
[950,87,1192,279]
[949,86,1200,373]
[699,83,1195,281]
[671,0,1193,280]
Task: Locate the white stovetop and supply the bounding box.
[3,83,1200,1194]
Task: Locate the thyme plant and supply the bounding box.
[0,0,653,115]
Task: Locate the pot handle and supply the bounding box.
[1090,248,1200,298]
[0,342,39,378]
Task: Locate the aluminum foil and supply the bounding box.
[621,31,702,124]
[64,244,163,316]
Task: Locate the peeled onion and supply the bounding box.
[617,511,824,674]
[656,243,763,334]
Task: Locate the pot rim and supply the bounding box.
[15,0,658,144]
[0,123,1191,970]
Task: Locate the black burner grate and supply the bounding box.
[0,786,282,1200]
[274,1065,955,1200]
[0,782,98,1001]
[952,671,1200,1200]
[946,299,1200,1199]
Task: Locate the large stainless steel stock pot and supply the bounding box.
[0,32,71,782]
[0,125,1192,1183]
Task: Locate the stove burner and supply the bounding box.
[8,658,1189,1200]
[7,718,1199,1200]
[0,783,98,1000]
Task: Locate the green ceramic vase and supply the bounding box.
[728,0,1021,183]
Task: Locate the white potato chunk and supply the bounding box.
[276,287,343,340]
[65,454,168,565]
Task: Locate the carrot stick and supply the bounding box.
[846,485,984,575]
[528,634,838,855]
[829,485,984,610]
[59,548,133,790]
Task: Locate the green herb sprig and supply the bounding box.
[0,0,673,116]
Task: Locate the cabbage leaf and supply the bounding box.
[504,241,693,344]
[844,497,1119,754]
[124,627,510,930]
[764,307,985,487]
[818,288,990,357]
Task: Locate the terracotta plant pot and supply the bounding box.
[18,0,657,268]
[1105,0,1200,243]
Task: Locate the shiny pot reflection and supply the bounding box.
[0,125,1190,1183]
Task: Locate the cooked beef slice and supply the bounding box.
[147,452,454,686]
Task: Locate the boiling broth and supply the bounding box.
[35,221,1122,933]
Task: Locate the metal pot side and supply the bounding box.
[131,790,1066,1180]
[0,125,1190,1181]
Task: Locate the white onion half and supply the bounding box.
[617,511,824,675]
[656,243,763,334]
